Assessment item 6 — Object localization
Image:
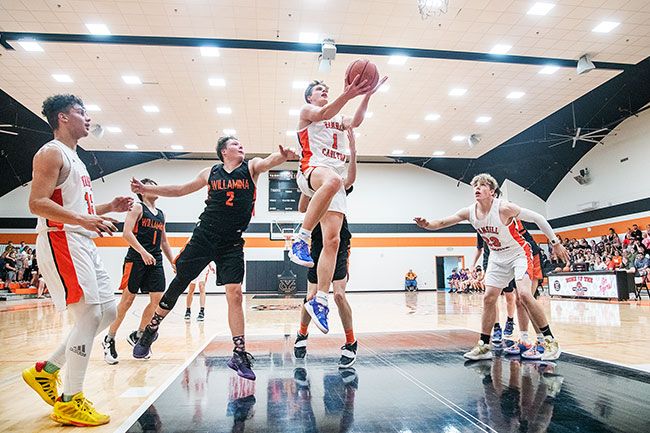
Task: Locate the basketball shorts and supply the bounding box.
[307,239,351,284]
[485,253,534,289]
[297,167,347,214]
[36,231,113,311]
[119,259,165,294]
[175,225,245,286]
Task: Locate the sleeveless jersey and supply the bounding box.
[297,113,347,175]
[198,161,256,238]
[125,203,165,262]
[35,140,96,238]
[468,198,530,260]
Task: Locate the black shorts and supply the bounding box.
[307,239,351,284]
[119,260,165,294]
[175,226,245,286]
[501,279,516,294]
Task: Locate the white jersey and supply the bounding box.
[468,198,530,261]
[297,113,347,176]
[35,140,97,238]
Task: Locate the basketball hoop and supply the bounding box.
[417,0,449,19]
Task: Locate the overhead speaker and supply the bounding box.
[468,134,481,148]
[577,54,595,75]
[90,124,104,139]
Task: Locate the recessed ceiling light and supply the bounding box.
[527,2,555,16]
[85,104,101,112]
[124,144,138,150]
[200,46,220,57]
[378,84,390,92]
[223,129,236,135]
[593,21,620,33]
[289,109,300,116]
[299,32,320,43]
[143,105,159,113]
[365,112,374,118]
[539,65,560,74]
[159,127,173,134]
[286,130,296,136]
[449,88,467,96]
[292,80,310,89]
[18,40,43,52]
[490,44,512,55]
[406,133,420,140]
[391,150,404,155]
[52,74,73,83]
[388,55,408,65]
[106,126,121,133]
[85,23,111,35]
[209,78,226,87]
[170,145,184,150]
[476,116,491,123]
[507,91,525,99]
[425,113,440,121]
[452,135,466,142]
[433,151,445,156]
[122,75,141,85]
[217,107,232,114]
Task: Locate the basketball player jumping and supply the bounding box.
[102,178,175,365]
[414,173,569,361]
[294,128,358,368]
[290,73,387,335]
[22,94,133,426]
[130,136,297,380]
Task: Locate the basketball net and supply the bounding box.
[417,0,449,19]
[283,233,294,252]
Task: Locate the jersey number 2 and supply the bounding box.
[225,191,234,207]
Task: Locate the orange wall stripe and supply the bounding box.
[556,216,650,241]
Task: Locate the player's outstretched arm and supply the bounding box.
[348,76,388,128]
[160,229,175,272]
[414,208,469,231]
[130,168,210,198]
[95,196,133,215]
[301,75,372,123]
[249,145,299,180]
[344,128,357,190]
[505,202,570,263]
[29,146,119,236]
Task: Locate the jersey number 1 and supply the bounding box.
[84,192,95,214]
[225,191,234,207]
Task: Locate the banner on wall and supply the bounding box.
[548,273,618,299]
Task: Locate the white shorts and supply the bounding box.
[484,253,533,289]
[36,231,113,311]
[296,168,347,214]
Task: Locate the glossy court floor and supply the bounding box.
[1,291,650,432]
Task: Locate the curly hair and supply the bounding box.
[41,94,84,130]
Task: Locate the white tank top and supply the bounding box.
[35,140,97,237]
[297,113,347,176]
[468,198,529,259]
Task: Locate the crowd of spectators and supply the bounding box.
[551,223,650,276]
[1,241,46,296]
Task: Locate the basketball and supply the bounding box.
[345,59,380,90]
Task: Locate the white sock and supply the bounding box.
[537,333,545,343]
[297,228,311,242]
[521,332,529,342]
[315,291,328,306]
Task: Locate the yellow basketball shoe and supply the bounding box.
[50,392,110,427]
[22,361,60,406]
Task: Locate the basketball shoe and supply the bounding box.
[50,392,109,427]
[541,336,561,361]
[304,298,329,334]
[289,239,314,268]
[102,336,118,365]
[228,351,256,381]
[132,327,159,359]
[22,361,60,406]
[503,339,532,356]
[464,341,493,361]
[294,332,308,359]
[338,341,358,368]
[503,320,515,340]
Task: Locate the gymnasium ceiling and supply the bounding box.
[1,0,650,199]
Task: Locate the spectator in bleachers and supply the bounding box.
[643,232,650,251]
[4,250,17,283]
[634,253,650,276]
[631,224,643,241]
[608,228,621,245]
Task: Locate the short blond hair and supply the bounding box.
[470,173,498,191]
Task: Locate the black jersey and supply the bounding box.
[125,203,165,262]
[198,161,256,238]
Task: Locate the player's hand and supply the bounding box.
[553,243,570,264]
[278,145,299,161]
[110,196,134,213]
[78,214,119,237]
[367,76,388,95]
[140,251,156,266]
[346,128,356,153]
[414,217,430,229]
[130,177,147,194]
[343,74,370,99]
